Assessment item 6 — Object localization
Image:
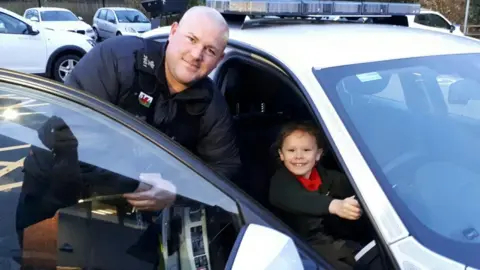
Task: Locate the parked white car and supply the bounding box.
[23,7,96,41]
[92,7,151,40]
[0,7,95,82]
[407,9,464,36]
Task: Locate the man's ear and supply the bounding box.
[168,22,179,41]
[278,149,285,161]
[214,51,225,67]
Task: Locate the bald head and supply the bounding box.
[164,5,230,92]
[179,6,229,42]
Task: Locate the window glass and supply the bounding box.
[314,53,480,268]
[24,11,33,19]
[0,13,28,35]
[0,82,240,269]
[106,10,116,22]
[98,9,106,20]
[40,11,79,22]
[428,14,451,29]
[115,10,149,23]
[414,14,429,26]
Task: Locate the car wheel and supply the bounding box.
[53,54,80,82]
[116,31,122,36]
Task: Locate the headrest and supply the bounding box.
[341,72,392,95]
[448,78,480,105]
[224,68,240,91]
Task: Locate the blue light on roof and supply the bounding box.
[205,0,421,16]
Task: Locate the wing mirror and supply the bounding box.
[78,16,83,21]
[226,224,304,269]
[448,79,480,105]
[450,24,456,32]
[28,24,40,35]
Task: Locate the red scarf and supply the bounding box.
[296,167,322,191]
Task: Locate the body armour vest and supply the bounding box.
[117,39,213,153]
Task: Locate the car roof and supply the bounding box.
[29,7,72,12]
[1,7,29,22]
[102,7,139,11]
[420,8,439,14]
[143,23,480,70]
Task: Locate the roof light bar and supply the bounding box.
[205,0,421,16]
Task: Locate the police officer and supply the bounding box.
[64,6,241,211]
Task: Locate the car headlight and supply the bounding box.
[125,27,136,33]
[86,28,94,33]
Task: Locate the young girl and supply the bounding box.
[269,121,363,269]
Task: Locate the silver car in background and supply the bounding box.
[92,7,151,40]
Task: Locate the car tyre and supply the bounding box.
[116,31,122,36]
[52,54,81,83]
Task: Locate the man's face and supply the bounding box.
[166,16,227,86]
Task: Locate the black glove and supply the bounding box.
[38,116,78,155]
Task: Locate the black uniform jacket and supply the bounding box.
[65,35,241,179]
[269,163,356,242]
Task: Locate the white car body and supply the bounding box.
[407,9,464,36]
[0,7,94,81]
[143,16,480,269]
[92,7,151,40]
[23,7,96,40]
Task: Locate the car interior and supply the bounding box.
[214,53,384,268]
[335,63,480,247]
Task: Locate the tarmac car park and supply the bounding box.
[1,0,480,269]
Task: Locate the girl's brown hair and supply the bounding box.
[274,121,325,151]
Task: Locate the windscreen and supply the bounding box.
[114,10,149,23]
[314,53,480,268]
[40,11,79,21]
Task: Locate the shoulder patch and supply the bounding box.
[135,50,157,75]
[134,39,166,75]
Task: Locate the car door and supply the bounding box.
[0,12,46,74]
[104,10,118,38]
[0,69,326,269]
[95,9,107,38]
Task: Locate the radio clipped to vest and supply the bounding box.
[117,39,213,152]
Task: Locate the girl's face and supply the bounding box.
[278,130,322,178]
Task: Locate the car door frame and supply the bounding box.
[211,39,402,269]
[104,9,118,37]
[95,9,108,38]
[0,68,331,269]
